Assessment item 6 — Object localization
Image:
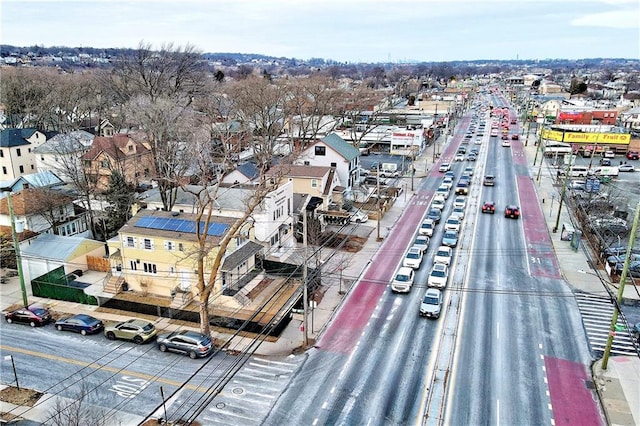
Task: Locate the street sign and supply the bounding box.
[592,179,601,192]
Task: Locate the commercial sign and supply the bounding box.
[541,128,630,145]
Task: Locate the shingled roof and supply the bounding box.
[0,128,38,147]
[0,188,74,216]
[80,134,150,161]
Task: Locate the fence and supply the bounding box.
[31,266,98,305]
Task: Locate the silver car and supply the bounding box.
[420,288,443,318]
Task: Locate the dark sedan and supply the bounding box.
[4,305,52,327]
[157,330,214,359]
[55,314,104,335]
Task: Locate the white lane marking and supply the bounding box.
[496,321,500,340]
[497,399,500,426]
[539,343,543,350]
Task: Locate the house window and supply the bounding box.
[143,263,157,274]
[128,145,134,152]
[169,266,175,276]
[71,222,76,233]
[178,243,184,252]
[2,167,6,175]
[59,207,64,215]
[304,161,310,166]
[30,165,34,170]
[100,160,109,168]
[125,236,136,247]
[164,241,175,251]
[314,146,326,156]
[130,260,137,271]
[311,179,318,188]
[0,150,3,157]
[330,162,337,168]
[19,166,24,173]
[16,148,21,157]
[143,238,154,250]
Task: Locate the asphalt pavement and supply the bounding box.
[1,129,639,425]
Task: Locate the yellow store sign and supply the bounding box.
[541,128,630,145]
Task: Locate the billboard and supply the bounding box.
[541,128,630,145]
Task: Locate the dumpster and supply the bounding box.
[561,222,575,241]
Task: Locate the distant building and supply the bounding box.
[0,128,47,180]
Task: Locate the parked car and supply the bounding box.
[626,151,639,160]
[412,235,430,254]
[482,201,496,214]
[419,288,443,319]
[403,247,424,269]
[55,314,104,335]
[603,150,615,158]
[613,260,640,277]
[606,253,640,267]
[599,158,612,166]
[104,318,158,344]
[434,245,453,265]
[619,164,635,172]
[505,205,521,219]
[348,208,369,223]
[157,330,214,359]
[4,305,52,327]
[442,230,459,247]
[427,263,449,289]
[391,266,415,293]
[483,175,495,186]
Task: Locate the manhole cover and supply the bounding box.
[232,387,244,395]
[216,402,226,409]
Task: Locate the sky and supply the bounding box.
[1,0,639,63]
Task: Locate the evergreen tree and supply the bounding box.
[103,171,135,237]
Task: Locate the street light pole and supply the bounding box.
[601,200,640,370]
[2,190,28,307]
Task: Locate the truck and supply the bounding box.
[378,163,400,178]
[590,166,619,178]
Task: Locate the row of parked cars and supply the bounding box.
[4,307,214,359]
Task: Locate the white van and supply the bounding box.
[557,166,589,178]
[590,166,619,178]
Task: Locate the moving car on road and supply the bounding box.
[482,201,496,214]
[505,205,521,219]
[419,288,443,319]
[483,175,495,186]
[619,164,635,172]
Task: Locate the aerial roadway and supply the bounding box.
[265,93,603,425]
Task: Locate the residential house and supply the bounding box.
[0,170,64,195]
[19,234,106,291]
[222,162,259,185]
[139,180,295,256]
[619,106,640,131]
[265,164,338,209]
[0,188,90,237]
[296,133,361,190]
[0,128,47,180]
[107,209,263,306]
[81,133,155,192]
[34,130,94,182]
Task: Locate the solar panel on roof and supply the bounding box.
[134,216,228,237]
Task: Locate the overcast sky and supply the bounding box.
[1,0,638,63]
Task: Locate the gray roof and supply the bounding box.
[236,162,259,180]
[322,133,359,161]
[22,234,101,261]
[0,128,37,147]
[33,130,94,154]
[221,240,264,270]
[142,185,255,211]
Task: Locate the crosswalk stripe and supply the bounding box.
[574,293,638,356]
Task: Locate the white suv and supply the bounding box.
[403,247,423,269]
[434,246,453,265]
[419,288,443,318]
[427,263,449,289]
[419,219,435,237]
[431,196,446,211]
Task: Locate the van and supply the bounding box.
[557,166,589,178]
[590,166,619,178]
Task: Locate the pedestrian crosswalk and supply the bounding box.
[574,292,638,356]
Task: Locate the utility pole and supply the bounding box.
[602,200,640,370]
[553,142,573,233]
[302,203,309,348]
[2,190,28,307]
[376,163,382,241]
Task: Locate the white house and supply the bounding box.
[296,133,361,190]
[33,130,94,182]
[0,128,47,180]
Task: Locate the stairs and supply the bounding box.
[103,274,124,294]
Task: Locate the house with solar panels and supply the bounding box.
[106,210,252,304]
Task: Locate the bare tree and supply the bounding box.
[45,382,108,426]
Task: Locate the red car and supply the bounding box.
[482,201,496,214]
[505,205,521,219]
[5,305,52,327]
[627,151,639,160]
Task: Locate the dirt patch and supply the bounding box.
[246,278,274,300]
[0,386,43,407]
